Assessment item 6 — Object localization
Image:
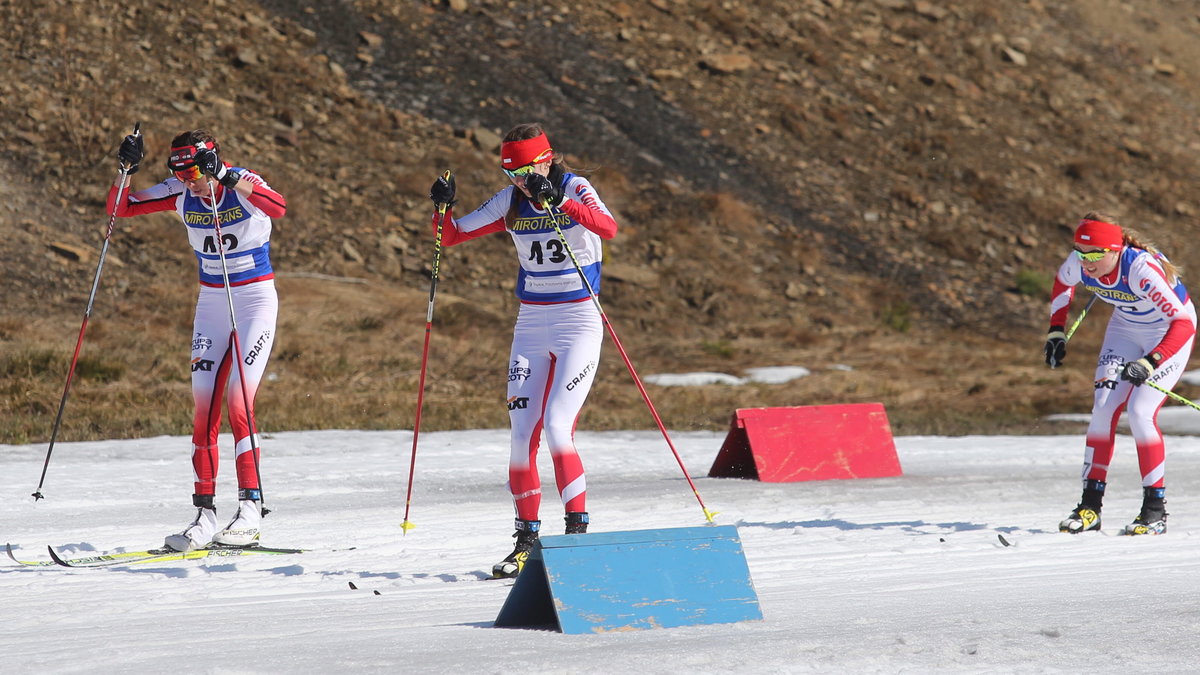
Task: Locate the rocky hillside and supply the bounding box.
[4,0,1200,443]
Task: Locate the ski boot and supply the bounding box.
[492,519,539,579]
[164,494,219,552]
[565,511,589,534]
[213,490,263,547]
[1123,487,1167,536]
[1059,479,1104,534]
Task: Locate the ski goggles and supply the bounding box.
[167,141,214,183]
[1073,247,1111,262]
[502,163,538,180]
[173,164,203,182]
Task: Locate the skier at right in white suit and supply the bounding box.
[1045,213,1194,535]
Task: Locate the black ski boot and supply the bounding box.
[492,519,539,579]
[565,511,589,534]
[1123,487,1167,536]
[1059,479,1105,534]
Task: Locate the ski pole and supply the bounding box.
[401,170,452,535]
[203,176,270,515]
[1065,293,1097,342]
[541,198,718,523]
[32,122,141,501]
[1144,380,1200,412]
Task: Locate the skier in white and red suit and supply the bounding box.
[1046,214,1195,536]
[109,129,286,551]
[428,122,618,578]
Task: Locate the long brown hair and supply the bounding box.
[1086,211,1183,283]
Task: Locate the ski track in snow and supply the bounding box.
[4,429,1200,673]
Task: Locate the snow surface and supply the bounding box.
[5,427,1200,673]
[645,365,814,386]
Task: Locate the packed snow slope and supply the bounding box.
[5,428,1200,673]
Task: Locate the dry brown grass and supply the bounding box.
[2,272,1124,446]
[7,0,1200,454]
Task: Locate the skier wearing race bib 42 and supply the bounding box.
[109,129,287,552]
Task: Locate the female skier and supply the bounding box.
[1046,214,1194,535]
[111,129,286,551]
[428,123,618,577]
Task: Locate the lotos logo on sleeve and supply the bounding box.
[1138,278,1180,317]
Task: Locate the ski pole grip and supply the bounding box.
[437,170,453,216]
[118,122,143,176]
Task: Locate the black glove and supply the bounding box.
[523,172,564,207]
[1120,357,1155,386]
[429,174,456,207]
[1044,327,1066,368]
[118,134,143,174]
[194,147,240,189]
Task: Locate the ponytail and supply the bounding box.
[1124,228,1183,285]
[1080,212,1182,284]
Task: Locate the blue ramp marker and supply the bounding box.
[494,525,762,633]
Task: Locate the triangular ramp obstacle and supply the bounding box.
[709,404,902,482]
[494,525,762,634]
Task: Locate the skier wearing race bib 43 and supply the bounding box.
[428,123,618,578]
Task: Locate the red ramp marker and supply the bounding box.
[708,404,902,482]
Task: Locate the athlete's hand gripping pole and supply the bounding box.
[401,170,453,534]
[32,122,141,501]
[203,175,270,515]
[1046,293,1097,369]
[539,197,718,523]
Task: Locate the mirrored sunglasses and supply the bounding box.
[502,163,537,180]
[1073,248,1109,262]
[174,165,203,182]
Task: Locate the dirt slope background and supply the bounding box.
[4,0,1200,445]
